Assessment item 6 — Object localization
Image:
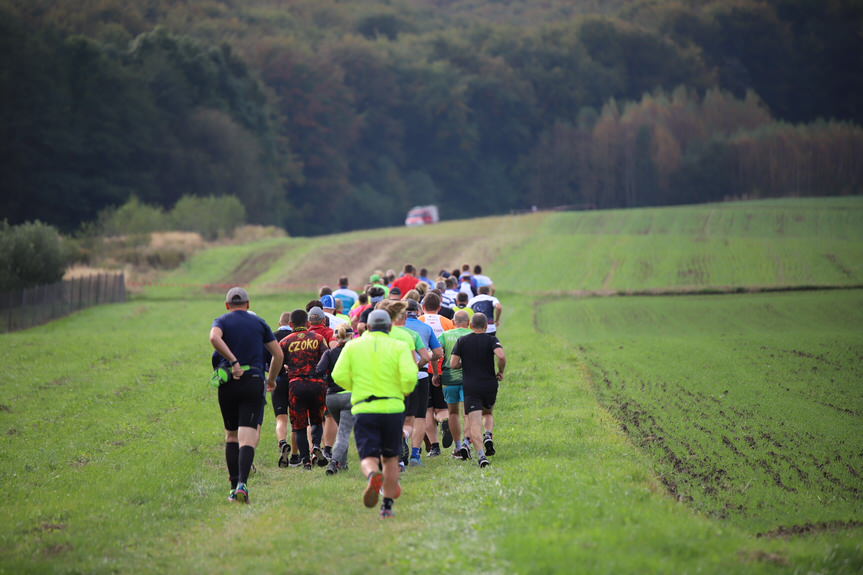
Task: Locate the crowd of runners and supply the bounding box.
[209,264,506,518]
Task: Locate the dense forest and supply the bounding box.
[2,0,862,236]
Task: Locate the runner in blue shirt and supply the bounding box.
[403,298,442,465]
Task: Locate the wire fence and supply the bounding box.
[0,273,126,333]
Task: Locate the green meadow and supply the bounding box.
[1,198,862,573]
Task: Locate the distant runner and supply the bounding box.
[468,286,502,334]
[333,276,359,314]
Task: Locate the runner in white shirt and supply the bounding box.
[472,265,493,291]
[467,286,502,334]
[442,277,459,308]
[320,295,347,329]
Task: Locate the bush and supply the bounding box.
[0,221,67,291]
[170,195,246,240]
[98,196,166,237]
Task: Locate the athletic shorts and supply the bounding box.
[354,412,404,459]
[404,376,430,418]
[257,388,267,427]
[272,377,290,417]
[218,371,265,431]
[443,384,464,405]
[464,382,498,414]
[289,378,327,431]
[428,381,447,410]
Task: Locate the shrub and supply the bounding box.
[169,195,247,240]
[0,221,67,291]
[98,196,166,236]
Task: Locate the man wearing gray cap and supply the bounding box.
[332,309,418,518]
[210,287,284,503]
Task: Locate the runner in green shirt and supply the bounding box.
[378,299,432,466]
[332,310,417,518]
[438,310,473,459]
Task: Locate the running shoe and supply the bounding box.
[398,461,406,473]
[451,449,465,460]
[478,456,490,468]
[441,420,453,448]
[408,456,422,466]
[364,471,383,508]
[288,454,302,467]
[228,489,238,502]
[428,445,441,457]
[380,506,395,519]
[483,436,496,457]
[278,443,292,468]
[302,459,313,470]
[401,436,410,462]
[458,446,471,460]
[311,446,328,467]
[323,446,333,460]
[235,483,250,503]
[325,460,340,475]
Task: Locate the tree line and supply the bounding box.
[2,0,861,236]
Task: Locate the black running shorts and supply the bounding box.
[427,380,447,410]
[272,377,290,417]
[463,382,498,414]
[218,371,265,431]
[404,376,430,418]
[354,412,404,459]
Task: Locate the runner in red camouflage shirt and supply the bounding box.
[279,309,329,469]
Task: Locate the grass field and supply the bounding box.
[2,198,862,573]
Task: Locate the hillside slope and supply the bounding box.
[141,197,863,299]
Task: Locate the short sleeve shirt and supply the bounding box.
[452,332,502,388]
[280,328,327,381]
[468,294,500,323]
[212,310,275,373]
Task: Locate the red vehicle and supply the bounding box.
[405,205,439,227]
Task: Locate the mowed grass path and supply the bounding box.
[3,293,858,574]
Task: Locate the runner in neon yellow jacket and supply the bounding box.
[332,331,418,415]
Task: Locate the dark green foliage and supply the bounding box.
[0,221,67,291]
[170,195,247,240]
[0,9,283,233]
[95,195,247,240]
[97,197,166,237]
[1,0,861,236]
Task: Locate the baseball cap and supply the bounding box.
[321,294,335,309]
[225,287,249,304]
[367,309,392,332]
[370,273,382,283]
[308,306,325,322]
[390,287,402,296]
